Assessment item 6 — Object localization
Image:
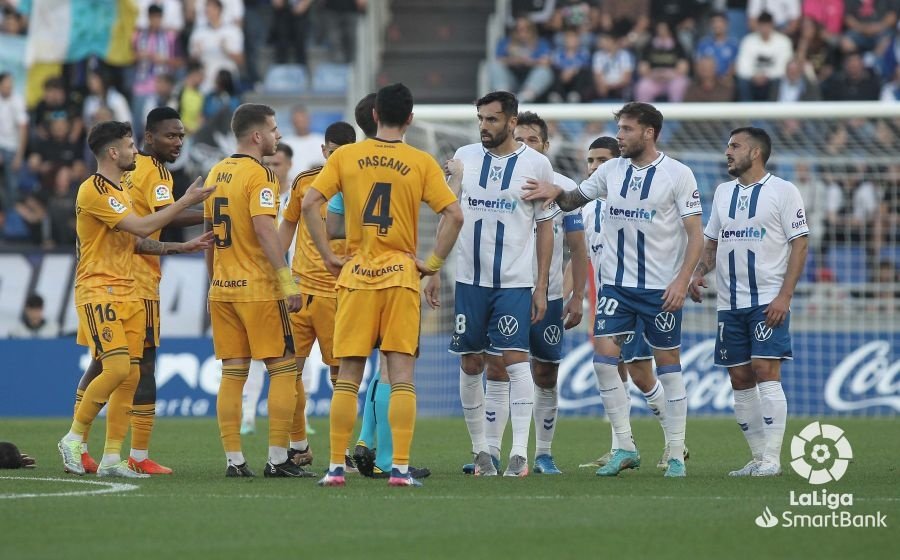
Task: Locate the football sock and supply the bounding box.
[392,464,409,475]
[217,363,249,453]
[357,368,380,447]
[374,377,393,471]
[643,379,668,442]
[73,389,94,444]
[291,439,308,450]
[100,453,121,467]
[241,360,266,426]
[268,445,288,465]
[289,370,308,443]
[533,385,558,457]
[508,362,533,459]
[225,451,246,466]
[657,365,687,462]
[129,404,156,455]
[72,350,131,435]
[104,360,140,461]
[130,449,148,462]
[484,379,509,458]
[593,356,635,452]
[388,382,416,468]
[266,359,298,451]
[459,368,488,454]
[758,380,787,466]
[733,386,765,460]
[330,380,360,465]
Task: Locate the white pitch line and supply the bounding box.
[93,493,900,502]
[0,476,140,499]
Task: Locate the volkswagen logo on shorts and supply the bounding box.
[654,312,676,332]
[623,333,635,345]
[498,315,519,336]
[543,325,561,345]
[754,322,773,341]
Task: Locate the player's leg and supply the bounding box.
[355,366,379,456]
[128,346,173,474]
[288,294,326,471]
[484,353,509,465]
[529,296,564,474]
[72,357,102,473]
[287,355,314,470]
[372,355,396,477]
[580,334,625,468]
[240,361,266,435]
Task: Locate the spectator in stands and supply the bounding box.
[593,0,650,49]
[0,72,27,208]
[735,11,793,101]
[634,21,690,103]
[132,3,182,130]
[178,62,205,134]
[33,116,80,171]
[139,73,180,126]
[801,0,844,41]
[591,32,634,101]
[651,0,705,52]
[823,163,879,260]
[82,71,132,127]
[794,16,839,82]
[792,161,827,254]
[684,56,736,102]
[202,69,241,122]
[544,1,594,41]
[777,57,821,101]
[822,50,881,100]
[243,0,274,88]
[189,0,244,93]
[695,12,740,78]
[42,164,77,248]
[881,65,900,100]
[11,187,45,245]
[31,77,83,144]
[189,0,243,28]
[271,0,313,69]
[280,104,325,178]
[136,0,185,32]
[490,17,554,102]
[322,0,367,63]
[7,294,58,338]
[876,163,900,243]
[548,28,592,103]
[841,0,896,54]
[748,0,801,35]
[0,5,25,35]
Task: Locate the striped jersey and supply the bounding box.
[581,198,606,287]
[578,152,701,290]
[541,172,584,300]
[454,142,559,288]
[704,173,809,310]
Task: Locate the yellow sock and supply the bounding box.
[330,380,359,465]
[129,404,156,452]
[388,382,417,467]
[72,350,130,435]
[104,360,140,458]
[290,372,307,442]
[217,363,249,453]
[73,389,94,444]
[266,358,298,448]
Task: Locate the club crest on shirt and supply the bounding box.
[489,165,503,182]
[629,175,644,191]
[102,326,113,342]
[260,188,275,208]
[155,185,172,202]
[738,195,750,211]
[108,196,127,214]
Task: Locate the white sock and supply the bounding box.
[129,449,148,462]
[533,385,558,457]
[484,379,510,458]
[290,439,308,451]
[329,462,344,472]
[643,379,668,443]
[391,464,409,475]
[100,453,120,467]
[64,431,83,444]
[507,362,533,459]
[81,442,89,453]
[609,422,618,451]
[733,386,766,460]
[758,380,787,466]
[593,356,635,452]
[459,368,488,454]
[242,360,266,424]
[268,446,288,465]
[657,366,687,462]
[226,451,246,466]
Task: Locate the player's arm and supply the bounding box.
[765,234,808,328]
[689,237,718,303]
[421,201,463,308]
[277,217,297,254]
[117,177,215,238]
[253,214,301,311]
[532,217,554,324]
[523,179,591,211]
[168,208,205,228]
[325,194,345,240]
[135,231,214,255]
[444,158,464,197]
[204,219,214,279]
[663,214,704,312]
[302,188,348,277]
[563,227,588,329]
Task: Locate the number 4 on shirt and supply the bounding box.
[363,182,394,236]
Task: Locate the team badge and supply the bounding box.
[259,188,275,208]
[108,196,127,214]
[489,165,503,182]
[738,195,749,211]
[102,327,113,343]
[155,185,172,202]
[629,175,644,192]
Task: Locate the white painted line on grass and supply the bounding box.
[0,476,140,499]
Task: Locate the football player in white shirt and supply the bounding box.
[432,92,559,477]
[524,102,704,478]
[690,127,808,477]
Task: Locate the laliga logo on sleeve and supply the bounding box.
[790,421,853,485]
[155,185,172,202]
[108,196,127,214]
[259,188,275,208]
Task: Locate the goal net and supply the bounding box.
[407,101,900,418]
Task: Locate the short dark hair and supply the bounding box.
[231,103,275,139]
[276,143,293,158]
[757,11,774,24]
[614,102,663,140]
[148,3,163,16]
[516,111,548,143]
[730,126,772,163]
[476,91,518,117]
[325,121,357,146]
[145,106,181,133]
[44,76,64,90]
[354,93,377,138]
[589,136,620,156]
[207,0,222,9]
[0,72,10,83]
[88,121,133,157]
[24,294,44,309]
[375,83,414,128]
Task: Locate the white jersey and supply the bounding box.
[455,143,559,288]
[582,198,606,288]
[578,152,701,290]
[705,173,809,310]
[535,172,584,300]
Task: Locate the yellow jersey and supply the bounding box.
[124,153,174,300]
[311,138,457,291]
[74,173,138,305]
[204,154,283,302]
[283,166,346,297]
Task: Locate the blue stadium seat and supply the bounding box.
[880,246,900,269]
[310,63,349,95]
[263,64,309,95]
[310,111,344,134]
[826,246,869,283]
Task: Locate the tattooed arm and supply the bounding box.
[689,238,718,303]
[135,231,214,255]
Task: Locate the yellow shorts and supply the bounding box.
[142,299,160,348]
[209,300,293,360]
[334,287,420,358]
[290,293,338,366]
[76,300,146,359]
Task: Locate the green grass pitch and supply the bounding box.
[1,417,897,559]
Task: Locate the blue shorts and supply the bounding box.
[715,305,792,367]
[594,285,682,350]
[529,298,564,363]
[450,283,531,354]
[620,320,653,363]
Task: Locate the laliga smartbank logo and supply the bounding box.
[754,422,888,529]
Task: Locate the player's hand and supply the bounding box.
[286,293,302,313]
[522,179,562,210]
[562,294,583,330]
[424,273,441,309]
[764,294,790,328]
[180,231,215,253]
[414,258,437,277]
[661,277,689,312]
[688,274,707,303]
[323,253,349,278]
[19,452,36,468]
[182,176,216,206]
[444,158,464,177]
[531,288,547,324]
